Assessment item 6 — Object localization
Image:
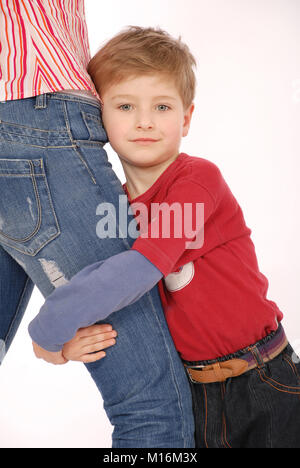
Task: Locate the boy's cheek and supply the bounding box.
[107,129,125,149]
[103,115,126,139]
[106,132,128,156]
[101,110,114,133]
[165,126,183,145]
[102,119,120,143]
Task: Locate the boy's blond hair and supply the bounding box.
[88,26,197,109]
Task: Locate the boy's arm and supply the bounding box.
[29,178,219,353]
[28,250,163,352]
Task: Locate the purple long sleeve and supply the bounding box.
[28,251,163,352]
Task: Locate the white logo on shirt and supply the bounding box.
[164,262,195,292]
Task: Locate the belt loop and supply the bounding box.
[249,346,265,369]
[34,93,47,109]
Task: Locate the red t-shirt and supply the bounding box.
[128,153,283,361]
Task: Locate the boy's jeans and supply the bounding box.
[0,93,195,448]
[186,333,300,448]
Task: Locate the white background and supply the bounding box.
[0,0,299,448]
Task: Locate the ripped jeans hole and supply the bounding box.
[38,259,69,288]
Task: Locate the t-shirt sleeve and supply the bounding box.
[131,179,218,277]
[28,250,163,351]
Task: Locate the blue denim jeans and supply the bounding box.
[186,340,300,448]
[0,92,195,448]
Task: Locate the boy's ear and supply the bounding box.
[182,103,195,137]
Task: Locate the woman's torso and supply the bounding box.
[0,0,97,101]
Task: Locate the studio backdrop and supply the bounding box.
[0,0,299,448]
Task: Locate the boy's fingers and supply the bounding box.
[80,351,107,363]
[77,325,114,338]
[63,338,115,361]
[82,331,117,346]
[83,338,116,354]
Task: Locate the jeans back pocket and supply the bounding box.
[0,158,60,255]
[81,110,108,143]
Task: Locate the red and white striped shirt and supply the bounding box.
[0,0,98,101]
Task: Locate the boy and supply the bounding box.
[29,26,300,448]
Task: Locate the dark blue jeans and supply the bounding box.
[0,92,195,448]
[188,342,300,448]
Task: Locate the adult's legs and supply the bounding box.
[0,245,34,361]
[0,93,195,448]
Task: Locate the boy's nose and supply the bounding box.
[136,114,154,130]
[136,122,154,130]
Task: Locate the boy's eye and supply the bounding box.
[118,104,170,112]
[157,105,170,111]
[119,104,132,111]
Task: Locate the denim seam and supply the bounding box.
[250,370,273,447]
[0,161,42,243]
[220,382,232,448]
[0,120,54,132]
[61,100,100,186]
[81,111,102,123]
[145,290,187,447]
[0,174,41,177]
[74,141,105,147]
[41,152,61,241]
[202,384,209,448]
[0,136,73,148]
[80,109,106,143]
[0,158,61,255]
[0,130,48,140]
[0,124,67,134]
[47,145,76,149]
[0,231,61,257]
[255,368,300,393]
[4,275,31,346]
[283,354,300,382]
[0,140,73,149]
[61,100,74,144]
[72,145,97,185]
[283,355,300,401]
[50,94,101,108]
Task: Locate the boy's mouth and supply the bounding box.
[131,138,160,144]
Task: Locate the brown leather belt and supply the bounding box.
[184,325,288,384]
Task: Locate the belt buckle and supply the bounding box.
[185,359,249,384]
[184,364,206,384]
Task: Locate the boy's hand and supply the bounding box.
[62,324,117,363]
[32,341,68,365]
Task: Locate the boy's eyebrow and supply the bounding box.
[154,95,178,101]
[110,94,178,101]
[110,94,134,100]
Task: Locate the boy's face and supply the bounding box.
[101,74,194,169]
